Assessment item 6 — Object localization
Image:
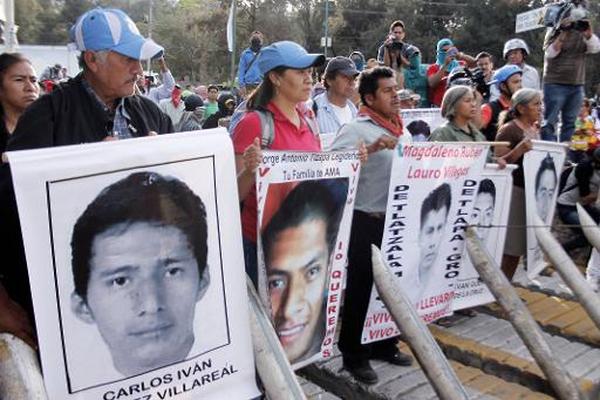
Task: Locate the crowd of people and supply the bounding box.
[1,3,600,389]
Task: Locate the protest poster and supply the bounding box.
[362,142,488,344]
[400,108,444,142]
[256,150,360,369]
[453,164,516,311]
[7,130,260,400]
[523,140,567,279]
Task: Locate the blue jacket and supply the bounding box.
[237,48,263,87]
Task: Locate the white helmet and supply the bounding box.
[503,38,530,59]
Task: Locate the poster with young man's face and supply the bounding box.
[523,141,566,279]
[362,142,488,344]
[453,164,515,310]
[8,132,260,400]
[400,108,444,141]
[256,150,360,369]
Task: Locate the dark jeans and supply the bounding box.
[557,203,600,251]
[541,83,584,142]
[338,210,398,363]
[557,203,600,228]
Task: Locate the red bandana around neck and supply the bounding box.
[358,105,403,137]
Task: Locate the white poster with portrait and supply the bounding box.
[400,108,444,142]
[523,140,567,279]
[8,131,260,400]
[256,150,360,369]
[362,142,488,344]
[453,164,515,310]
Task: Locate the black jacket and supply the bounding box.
[1,74,173,317]
[8,73,172,150]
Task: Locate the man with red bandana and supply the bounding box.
[330,66,414,384]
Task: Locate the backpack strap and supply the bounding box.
[256,109,275,149]
[301,113,319,137]
[256,107,318,149]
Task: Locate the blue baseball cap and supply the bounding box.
[489,65,522,88]
[258,41,325,75]
[69,8,164,60]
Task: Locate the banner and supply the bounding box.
[8,131,260,400]
[453,164,515,310]
[256,150,360,369]
[400,108,444,141]
[362,142,489,344]
[226,0,235,53]
[515,7,545,33]
[523,140,566,279]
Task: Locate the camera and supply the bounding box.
[544,0,589,31]
[446,47,459,58]
[386,34,405,52]
[446,67,490,100]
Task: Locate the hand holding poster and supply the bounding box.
[453,164,515,310]
[362,142,488,344]
[256,150,360,369]
[7,131,260,400]
[523,140,567,279]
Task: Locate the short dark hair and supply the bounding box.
[71,172,208,301]
[476,52,492,61]
[262,180,346,262]
[207,84,219,92]
[0,53,30,83]
[358,66,395,105]
[420,183,452,227]
[0,53,32,111]
[477,179,496,204]
[390,20,405,32]
[535,153,557,192]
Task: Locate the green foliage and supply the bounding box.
[12,0,600,93]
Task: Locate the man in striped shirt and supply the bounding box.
[313,57,359,149]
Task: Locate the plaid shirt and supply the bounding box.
[81,79,132,139]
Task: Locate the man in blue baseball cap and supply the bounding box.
[0,8,173,349]
[480,64,523,141]
[8,7,171,149]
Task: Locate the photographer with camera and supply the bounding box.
[476,52,499,102]
[541,0,600,142]
[427,38,476,107]
[377,20,409,88]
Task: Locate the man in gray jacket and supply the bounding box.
[331,66,413,384]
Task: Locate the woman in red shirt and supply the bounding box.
[232,41,325,284]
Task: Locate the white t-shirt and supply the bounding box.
[330,103,354,126]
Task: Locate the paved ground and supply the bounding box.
[296,220,600,399]
[298,266,600,399]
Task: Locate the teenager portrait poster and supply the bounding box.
[453,164,515,310]
[256,150,360,369]
[362,142,488,344]
[8,131,260,399]
[523,140,566,279]
[400,108,444,141]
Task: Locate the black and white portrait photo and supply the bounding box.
[8,133,260,399]
[48,162,229,392]
[69,172,210,377]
